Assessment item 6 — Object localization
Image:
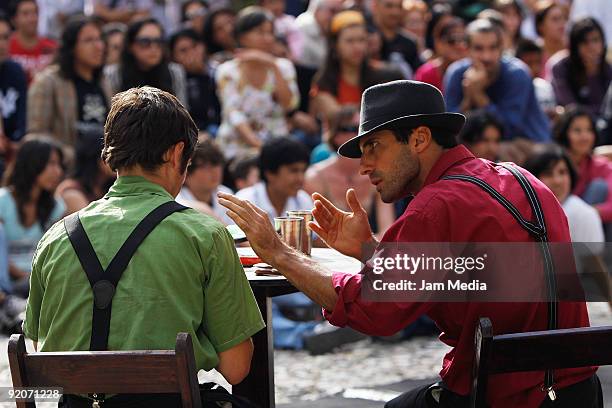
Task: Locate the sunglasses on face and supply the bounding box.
[134,37,164,48]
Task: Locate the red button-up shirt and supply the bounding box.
[324,145,595,407]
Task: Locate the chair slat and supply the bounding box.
[8,333,202,407]
[24,353,180,394]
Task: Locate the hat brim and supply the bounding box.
[337,112,466,158]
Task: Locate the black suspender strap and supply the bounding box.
[64,201,189,351]
[442,163,558,400]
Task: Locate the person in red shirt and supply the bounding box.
[218,80,600,408]
[8,0,57,84]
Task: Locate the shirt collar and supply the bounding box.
[105,176,174,199]
[422,145,476,189]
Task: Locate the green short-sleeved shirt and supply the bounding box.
[23,176,264,371]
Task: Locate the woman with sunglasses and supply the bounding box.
[181,0,208,38]
[102,18,187,107]
[304,107,395,236]
[414,17,467,92]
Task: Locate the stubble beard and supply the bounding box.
[377,148,419,203]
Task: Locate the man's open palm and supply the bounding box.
[309,189,375,260]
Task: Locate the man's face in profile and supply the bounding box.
[359,130,419,203]
[469,31,502,79]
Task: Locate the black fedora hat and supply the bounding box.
[338,80,466,158]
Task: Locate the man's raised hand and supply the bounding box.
[309,189,376,260]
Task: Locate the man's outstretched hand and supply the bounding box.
[310,189,376,260]
[217,192,286,263]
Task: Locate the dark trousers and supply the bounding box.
[385,375,602,408]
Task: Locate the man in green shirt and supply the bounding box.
[23,87,264,402]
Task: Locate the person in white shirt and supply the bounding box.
[175,138,233,225]
[523,144,604,244]
[235,136,365,352]
[236,137,313,222]
[524,144,609,306]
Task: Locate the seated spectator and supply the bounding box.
[444,19,551,143]
[55,133,115,215]
[371,0,422,78]
[524,143,604,243]
[226,154,260,192]
[458,109,503,162]
[304,108,395,235]
[294,0,343,70]
[423,2,452,59]
[236,137,312,221]
[170,29,220,137]
[402,0,428,56]
[181,0,208,38]
[0,226,27,334]
[524,143,610,306]
[311,10,402,122]
[534,0,567,69]
[235,137,363,352]
[515,38,557,119]
[215,7,299,160]
[91,0,149,24]
[202,8,236,64]
[551,17,612,120]
[0,12,27,147]
[414,17,467,92]
[570,0,612,55]
[22,87,263,404]
[8,0,57,84]
[0,137,65,298]
[176,139,232,225]
[493,0,524,53]
[554,106,612,239]
[102,18,188,107]
[28,16,108,148]
[102,22,126,66]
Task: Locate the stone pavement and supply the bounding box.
[0,302,609,407]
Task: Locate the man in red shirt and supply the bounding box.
[218,80,600,407]
[8,0,57,84]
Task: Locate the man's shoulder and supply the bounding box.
[36,217,70,257]
[500,57,531,81]
[445,58,471,79]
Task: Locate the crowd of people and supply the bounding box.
[0,0,611,347]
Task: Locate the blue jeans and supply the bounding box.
[271,293,318,349]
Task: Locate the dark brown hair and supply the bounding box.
[102,86,197,172]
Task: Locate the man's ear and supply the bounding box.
[412,126,433,153]
[165,142,185,170]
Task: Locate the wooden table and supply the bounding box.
[233,248,362,408]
